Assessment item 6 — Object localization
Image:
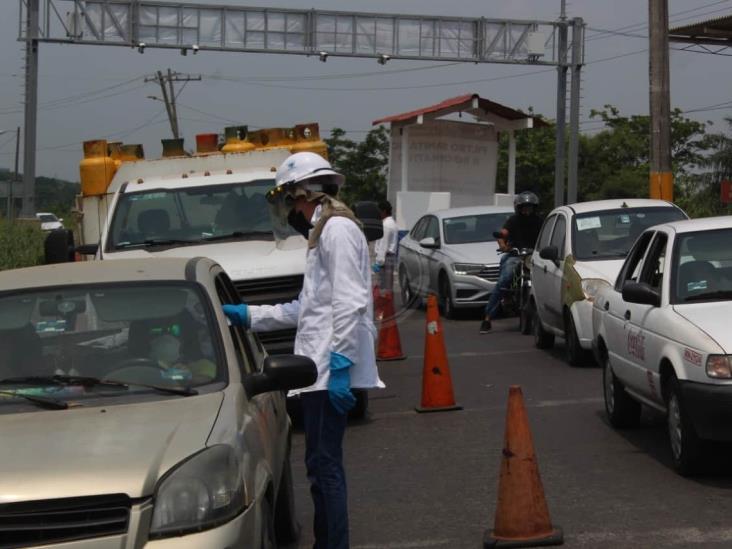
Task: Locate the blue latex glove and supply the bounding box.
[372,263,382,273]
[328,352,356,415]
[223,304,250,328]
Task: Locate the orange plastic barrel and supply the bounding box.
[196,133,219,154]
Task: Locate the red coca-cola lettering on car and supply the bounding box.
[683,348,703,367]
[627,330,646,361]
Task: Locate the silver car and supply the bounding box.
[397,206,513,317]
[0,257,315,548]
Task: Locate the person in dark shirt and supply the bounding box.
[480,191,543,333]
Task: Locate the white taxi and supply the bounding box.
[592,216,732,475]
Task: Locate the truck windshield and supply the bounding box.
[108,179,285,250]
[572,207,686,261]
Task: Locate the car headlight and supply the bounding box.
[149,445,247,539]
[706,355,732,379]
[452,263,485,276]
[581,278,610,302]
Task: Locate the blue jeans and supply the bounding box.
[483,254,521,320]
[301,391,349,549]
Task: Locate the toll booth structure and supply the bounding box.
[373,93,545,230]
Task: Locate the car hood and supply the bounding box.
[442,241,502,265]
[673,302,732,353]
[0,392,224,503]
[572,259,625,284]
[103,237,307,279]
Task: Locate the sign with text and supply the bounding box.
[388,120,498,209]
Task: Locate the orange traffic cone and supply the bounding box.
[483,386,563,548]
[376,290,406,361]
[415,294,461,413]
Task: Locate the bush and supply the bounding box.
[0,219,45,271]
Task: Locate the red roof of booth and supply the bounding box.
[372,93,546,126]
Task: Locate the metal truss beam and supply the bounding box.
[19,0,584,66]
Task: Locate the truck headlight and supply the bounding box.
[149,445,247,538]
[581,278,610,302]
[706,355,732,379]
[452,263,484,276]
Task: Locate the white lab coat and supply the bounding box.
[374,215,399,265]
[249,206,385,396]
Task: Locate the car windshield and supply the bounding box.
[38,214,57,222]
[0,282,224,408]
[673,228,732,304]
[573,207,686,260]
[107,179,292,250]
[442,213,511,244]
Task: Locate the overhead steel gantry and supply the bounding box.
[18,0,585,214]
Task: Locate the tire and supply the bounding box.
[603,353,641,428]
[275,453,300,544]
[533,308,555,349]
[399,267,416,310]
[260,495,276,549]
[666,375,702,476]
[438,275,455,319]
[520,296,533,335]
[565,312,594,367]
[349,390,368,420]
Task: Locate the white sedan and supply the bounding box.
[592,216,732,475]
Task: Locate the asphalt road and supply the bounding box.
[288,306,732,549]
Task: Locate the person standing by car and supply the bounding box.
[480,191,543,333]
[372,199,399,292]
[223,152,384,549]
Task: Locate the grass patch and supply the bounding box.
[0,219,45,271]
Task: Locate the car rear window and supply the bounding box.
[572,207,686,261]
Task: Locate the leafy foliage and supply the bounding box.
[325,126,390,205]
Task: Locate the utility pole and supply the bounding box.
[9,127,20,220]
[145,70,201,139]
[21,0,39,217]
[554,0,568,207]
[567,19,584,205]
[649,0,673,201]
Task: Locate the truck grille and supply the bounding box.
[476,265,500,282]
[0,494,131,548]
[233,275,304,305]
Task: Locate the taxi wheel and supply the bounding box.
[439,276,455,319]
[533,309,554,349]
[666,375,702,476]
[565,313,593,367]
[603,355,640,428]
[399,267,416,309]
[275,454,300,544]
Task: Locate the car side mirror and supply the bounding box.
[419,237,439,249]
[76,243,99,256]
[622,281,661,307]
[244,354,317,397]
[539,245,559,262]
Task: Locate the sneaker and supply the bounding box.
[479,318,492,334]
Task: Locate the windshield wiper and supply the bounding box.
[0,389,68,410]
[115,238,197,249]
[684,290,732,302]
[201,231,272,242]
[0,375,195,396]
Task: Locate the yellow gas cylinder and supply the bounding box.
[291,123,329,159]
[221,126,256,153]
[80,140,117,196]
[107,142,124,170]
[120,144,145,162]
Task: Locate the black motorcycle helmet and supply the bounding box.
[514,191,539,214]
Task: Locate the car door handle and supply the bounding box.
[604,302,609,311]
[624,310,631,321]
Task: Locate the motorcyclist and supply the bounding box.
[480,191,543,333]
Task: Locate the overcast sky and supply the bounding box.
[1,0,731,182]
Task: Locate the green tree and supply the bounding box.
[324,126,390,205]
